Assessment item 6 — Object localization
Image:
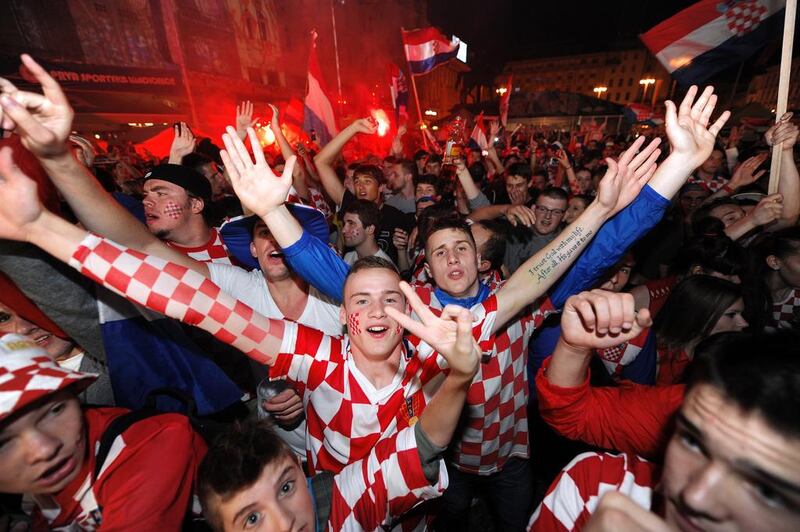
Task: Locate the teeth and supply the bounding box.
[367,327,387,333]
[269,252,284,257]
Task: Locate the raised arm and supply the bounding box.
[313,117,377,205]
[493,135,661,331]
[0,148,285,365]
[234,100,259,141]
[0,54,206,277]
[168,122,196,164]
[766,113,799,228]
[267,104,311,201]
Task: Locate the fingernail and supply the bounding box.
[622,322,632,329]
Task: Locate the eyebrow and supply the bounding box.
[349,290,403,299]
[432,240,471,253]
[675,412,704,441]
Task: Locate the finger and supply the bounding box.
[628,137,661,170]
[0,95,55,144]
[226,125,253,166]
[752,169,766,180]
[281,155,297,188]
[572,296,597,330]
[247,127,267,166]
[0,77,19,96]
[690,86,714,121]
[708,110,730,138]
[634,148,661,180]
[635,308,653,329]
[266,388,296,403]
[617,135,646,167]
[399,280,438,323]
[620,293,635,329]
[20,54,70,107]
[698,94,717,127]
[455,308,476,357]
[664,100,677,130]
[778,111,793,122]
[587,292,612,333]
[221,134,246,176]
[678,85,699,117]
[605,293,625,334]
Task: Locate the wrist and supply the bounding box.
[555,337,592,358]
[37,148,73,166]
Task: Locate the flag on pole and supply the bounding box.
[402,27,461,75]
[388,63,410,122]
[499,74,512,127]
[303,31,338,146]
[469,112,489,150]
[641,0,786,86]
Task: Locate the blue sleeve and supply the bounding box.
[283,230,350,303]
[549,185,670,309]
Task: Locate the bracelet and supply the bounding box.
[722,184,735,194]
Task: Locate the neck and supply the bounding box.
[696,168,713,180]
[767,270,792,296]
[355,238,380,258]
[442,279,481,301]
[399,180,415,199]
[350,342,402,389]
[167,219,213,248]
[265,273,310,319]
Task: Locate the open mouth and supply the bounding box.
[37,456,76,488]
[268,251,284,259]
[366,326,389,338]
[32,332,52,346]
[447,269,464,281]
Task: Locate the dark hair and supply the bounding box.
[689,330,800,439]
[749,227,800,329]
[181,152,214,174]
[413,149,429,162]
[538,186,569,203]
[395,158,417,179]
[198,420,294,531]
[344,255,400,291]
[653,275,743,351]
[422,215,476,255]
[342,199,380,232]
[570,194,593,208]
[427,154,443,165]
[414,174,441,195]
[473,219,506,270]
[353,164,384,185]
[468,162,486,184]
[675,235,748,278]
[506,162,532,181]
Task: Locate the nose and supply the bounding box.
[446,250,460,265]
[735,314,749,329]
[608,272,620,287]
[679,461,728,521]
[23,428,62,465]
[266,502,295,532]
[15,317,37,335]
[142,196,154,208]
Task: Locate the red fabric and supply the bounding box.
[0,272,67,338]
[645,275,677,318]
[29,408,207,531]
[535,357,684,459]
[0,136,61,214]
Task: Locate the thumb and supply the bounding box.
[455,308,475,355]
[664,100,677,126]
[634,308,652,330]
[282,155,297,186]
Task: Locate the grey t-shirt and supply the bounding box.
[504,230,557,274]
[384,193,417,214]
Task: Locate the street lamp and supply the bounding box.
[639,78,656,103]
[496,87,508,96]
[424,109,438,117]
[593,86,608,99]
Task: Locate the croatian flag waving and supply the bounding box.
[303,31,338,146]
[469,112,489,151]
[641,0,785,86]
[402,27,461,75]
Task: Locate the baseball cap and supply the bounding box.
[219,188,329,270]
[144,164,212,203]
[0,334,97,423]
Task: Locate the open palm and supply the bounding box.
[665,85,730,167]
[0,147,45,241]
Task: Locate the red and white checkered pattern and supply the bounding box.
[270,321,448,475]
[645,276,677,317]
[415,284,557,475]
[596,328,651,379]
[726,1,769,36]
[0,334,96,421]
[773,287,800,330]
[527,452,657,531]
[687,173,729,193]
[70,234,280,366]
[166,227,234,264]
[328,425,447,531]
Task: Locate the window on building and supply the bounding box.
[625,92,630,100]
[609,79,614,88]
[628,78,633,86]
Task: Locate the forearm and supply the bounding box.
[724,214,759,240]
[545,339,593,388]
[778,150,800,223]
[456,167,481,200]
[283,230,349,302]
[419,373,472,448]
[466,204,510,222]
[262,205,304,248]
[646,153,702,200]
[62,231,283,364]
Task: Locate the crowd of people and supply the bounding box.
[0,52,799,531]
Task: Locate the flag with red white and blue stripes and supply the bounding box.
[303,32,338,146]
[402,27,460,76]
[641,0,785,86]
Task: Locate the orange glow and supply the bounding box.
[371,109,390,136]
[257,125,276,146]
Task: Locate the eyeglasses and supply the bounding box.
[534,205,565,217]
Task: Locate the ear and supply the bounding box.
[766,254,781,271]
[189,196,205,214]
[366,224,376,236]
[250,241,257,258]
[689,264,704,276]
[478,257,491,274]
[339,305,347,328]
[423,262,431,278]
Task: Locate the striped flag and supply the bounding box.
[641,0,785,86]
[402,27,460,76]
[469,112,489,150]
[303,31,338,146]
[388,63,410,122]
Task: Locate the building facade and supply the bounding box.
[746,57,800,112]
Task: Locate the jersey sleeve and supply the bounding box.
[282,230,350,303]
[549,185,670,309]
[269,321,339,394]
[94,415,207,531]
[535,357,684,459]
[326,426,447,531]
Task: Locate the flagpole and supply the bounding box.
[401,27,429,151]
[768,0,797,194]
[330,0,343,114]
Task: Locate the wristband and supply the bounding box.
[722,184,735,195]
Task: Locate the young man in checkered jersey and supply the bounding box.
[528,290,800,532]
[0,334,207,530]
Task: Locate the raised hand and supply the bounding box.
[729,153,769,188]
[0,54,74,158]
[220,126,296,218]
[349,117,378,135]
[0,147,45,241]
[595,135,661,216]
[384,281,480,379]
[765,112,798,152]
[751,193,784,226]
[168,122,195,163]
[555,148,571,169]
[509,184,529,205]
[235,100,259,140]
[664,85,730,167]
[392,228,408,250]
[506,204,536,227]
[560,290,652,350]
[268,103,280,133]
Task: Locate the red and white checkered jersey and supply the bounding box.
[270,322,448,475]
[26,408,206,531]
[166,227,234,264]
[415,283,556,475]
[773,287,800,330]
[327,425,447,531]
[644,275,677,318]
[595,328,652,379]
[527,452,658,531]
[687,173,729,193]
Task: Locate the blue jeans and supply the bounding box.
[435,457,533,531]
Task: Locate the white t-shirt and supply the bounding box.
[342,248,396,267]
[207,263,343,456]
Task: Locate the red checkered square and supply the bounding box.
[773,287,800,329]
[726,1,768,36]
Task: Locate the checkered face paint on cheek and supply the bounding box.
[395,324,402,335]
[348,312,362,336]
[163,201,183,219]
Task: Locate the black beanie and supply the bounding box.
[143,164,212,203]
